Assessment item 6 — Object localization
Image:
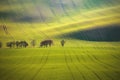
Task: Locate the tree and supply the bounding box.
[31,40,36,47]
[60,40,66,47]
[0,42,2,48]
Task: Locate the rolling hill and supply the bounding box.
[0,0,120,22]
[59,24,120,41]
[0,0,120,43]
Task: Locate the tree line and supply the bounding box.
[0,39,66,48]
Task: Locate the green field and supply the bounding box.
[0,41,120,80]
[0,0,120,80]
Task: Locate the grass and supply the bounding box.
[0,42,120,80]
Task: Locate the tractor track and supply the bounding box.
[110,54,120,60]
[68,50,87,80]
[0,54,31,79]
[72,49,115,80]
[19,52,46,80]
[1,50,39,80]
[87,51,118,80]
[76,53,102,80]
[72,50,103,80]
[91,54,119,68]
[30,49,50,80]
[64,49,87,80]
[67,48,103,80]
[64,51,75,80]
[0,49,40,80]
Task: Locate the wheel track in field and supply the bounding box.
[72,49,115,80]
[1,50,39,80]
[79,48,119,69]
[74,52,102,80]
[69,49,105,80]
[87,54,114,80]
[19,51,46,80]
[0,53,32,80]
[68,51,87,80]
[72,50,106,80]
[83,51,109,69]
[0,51,43,80]
[82,62,114,80]
[91,53,119,68]
[0,49,49,80]
[90,53,119,80]
[81,49,114,80]
[110,54,120,60]
[30,49,50,80]
[64,50,75,80]
[0,60,25,80]
[59,47,119,80]
[64,49,86,80]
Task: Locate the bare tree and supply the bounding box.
[31,40,36,47]
[0,42,2,48]
[60,40,66,47]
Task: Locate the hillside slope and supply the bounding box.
[0,0,120,22]
[0,0,120,43]
[59,24,120,41]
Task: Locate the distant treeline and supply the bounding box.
[6,41,28,48]
[0,40,31,48]
[0,42,2,48]
[0,39,66,48]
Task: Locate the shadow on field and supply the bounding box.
[60,24,120,41]
[0,11,17,19]
[0,11,46,22]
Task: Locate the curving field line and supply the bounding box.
[64,49,88,80]
[67,51,87,80]
[64,50,76,80]
[0,50,40,80]
[74,51,103,80]
[66,48,118,80]
[72,49,118,80]
[19,52,46,80]
[30,49,50,80]
[0,47,120,80]
[91,55,120,80]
